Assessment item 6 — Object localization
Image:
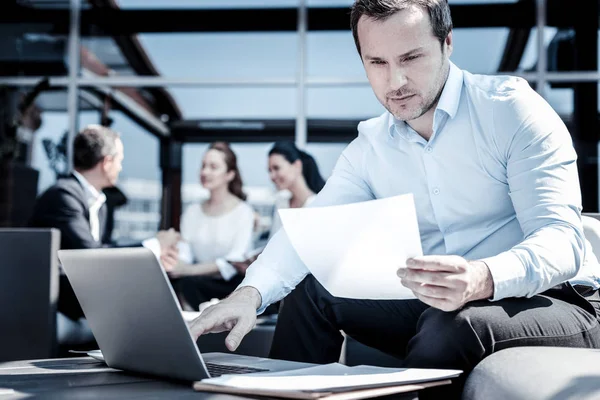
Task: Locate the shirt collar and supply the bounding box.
[72,170,106,208]
[387,61,464,139]
[435,61,463,120]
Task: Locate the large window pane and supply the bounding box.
[169,87,297,119]
[307,32,363,78]
[450,28,509,73]
[80,33,298,79]
[307,87,383,119]
[117,0,298,9]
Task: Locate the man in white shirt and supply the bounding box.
[189,1,600,397]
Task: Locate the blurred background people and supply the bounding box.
[266,141,326,237]
[170,142,255,311]
[29,125,179,344]
[229,141,326,276]
[227,142,327,316]
[192,141,328,316]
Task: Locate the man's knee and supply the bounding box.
[407,304,489,368]
[282,274,336,317]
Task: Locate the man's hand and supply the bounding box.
[397,255,494,312]
[189,286,262,351]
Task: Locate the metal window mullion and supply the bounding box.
[295,0,307,149]
[67,0,81,172]
[536,0,547,98]
[3,71,600,88]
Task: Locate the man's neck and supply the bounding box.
[73,169,105,193]
[406,62,451,141]
[406,107,436,141]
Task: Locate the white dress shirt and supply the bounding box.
[72,171,106,242]
[180,201,255,281]
[241,62,600,313]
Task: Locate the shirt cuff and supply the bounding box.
[481,251,527,301]
[238,268,283,314]
[216,258,237,281]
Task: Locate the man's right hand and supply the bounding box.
[189,286,262,351]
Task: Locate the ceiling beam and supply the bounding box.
[3,2,583,35]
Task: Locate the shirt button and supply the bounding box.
[425,146,433,153]
[432,188,440,195]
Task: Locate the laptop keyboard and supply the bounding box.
[205,362,269,378]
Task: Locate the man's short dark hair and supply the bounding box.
[350,0,453,56]
[73,125,120,171]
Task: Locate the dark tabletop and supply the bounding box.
[0,357,240,399]
[0,357,420,400]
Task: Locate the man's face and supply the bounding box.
[102,138,124,187]
[358,6,452,122]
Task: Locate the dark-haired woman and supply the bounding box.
[266,141,325,236]
[229,142,326,277]
[170,142,255,310]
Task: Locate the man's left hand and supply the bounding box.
[397,255,494,312]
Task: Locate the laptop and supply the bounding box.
[58,247,312,382]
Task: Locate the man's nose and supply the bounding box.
[390,67,408,91]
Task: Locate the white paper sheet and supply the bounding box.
[202,363,461,391]
[278,194,422,300]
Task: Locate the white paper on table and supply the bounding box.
[278,194,422,300]
[201,363,461,391]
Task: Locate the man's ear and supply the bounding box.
[101,155,112,173]
[445,31,453,57]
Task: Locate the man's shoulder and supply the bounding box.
[357,112,391,139]
[38,176,83,202]
[462,70,535,102]
[462,69,564,141]
[340,112,390,161]
[30,176,86,225]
